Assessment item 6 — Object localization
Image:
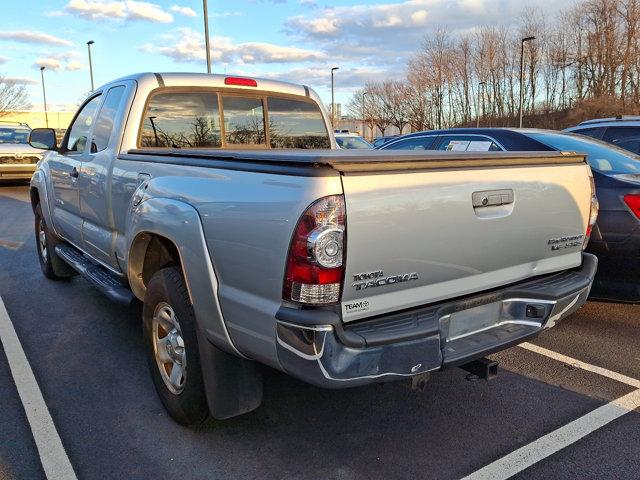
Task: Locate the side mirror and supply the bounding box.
[29,128,57,151]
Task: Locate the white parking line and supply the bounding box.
[519,342,640,389]
[0,297,77,480]
[462,389,640,480]
[462,343,640,480]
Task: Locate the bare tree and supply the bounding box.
[345,0,640,131]
[0,77,30,116]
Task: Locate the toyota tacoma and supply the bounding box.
[28,72,598,425]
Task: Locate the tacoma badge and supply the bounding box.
[352,270,419,290]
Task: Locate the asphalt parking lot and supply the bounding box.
[0,183,639,480]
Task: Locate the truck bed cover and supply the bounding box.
[124,149,585,174]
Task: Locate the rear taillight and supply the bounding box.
[624,194,640,219]
[284,195,345,304]
[584,172,599,250]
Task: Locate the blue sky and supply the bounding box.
[0,0,575,112]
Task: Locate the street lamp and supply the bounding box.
[362,91,370,140]
[40,66,48,128]
[87,40,95,91]
[331,66,339,128]
[519,35,536,128]
[203,0,212,73]
[477,81,485,128]
[148,116,159,146]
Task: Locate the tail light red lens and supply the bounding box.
[284,195,345,304]
[624,194,640,219]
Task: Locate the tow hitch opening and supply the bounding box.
[461,358,498,381]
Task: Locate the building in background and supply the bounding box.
[0,111,75,131]
[335,118,404,141]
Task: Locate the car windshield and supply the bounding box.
[0,127,30,144]
[527,131,640,174]
[335,136,372,149]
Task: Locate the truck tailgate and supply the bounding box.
[340,157,592,321]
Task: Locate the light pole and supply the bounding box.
[477,81,485,128]
[40,66,48,128]
[203,0,212,73]
[362,91,370,139]
[519,35,535,128]
[331,66,339,129]
[87,40,95,91]
[148,116,159,146]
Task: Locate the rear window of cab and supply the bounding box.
[139,90,331,149]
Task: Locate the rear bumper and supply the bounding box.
[275,253,597,388]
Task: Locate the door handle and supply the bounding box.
[70,167,79,178]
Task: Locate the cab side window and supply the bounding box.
[603,126,640,154]
[66,95,102,153]
[140,92,222,148]
[91,86,125,153]
[572,126,604,140]
[384,136,435,150]
[267,97,330,148]
[222,96,266,146]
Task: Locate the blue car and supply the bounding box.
[380,128,640,299]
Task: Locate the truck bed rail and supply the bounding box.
[123,149,586,175]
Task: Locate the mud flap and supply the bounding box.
[196,327,263,420]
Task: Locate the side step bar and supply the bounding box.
[55,244,134,305]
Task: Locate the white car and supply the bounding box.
[0,124,45,182]
[334,131,373,149]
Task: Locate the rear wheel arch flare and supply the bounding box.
[129,232,191,302]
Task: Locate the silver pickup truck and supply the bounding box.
[28,72,598,425]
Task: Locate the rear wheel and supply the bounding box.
[143,267,209,425]
[34,204,73,280]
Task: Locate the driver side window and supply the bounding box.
[66,95,102,153]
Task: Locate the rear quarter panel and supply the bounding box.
[116,158,343,367]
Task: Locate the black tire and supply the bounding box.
[34,203,74,280]
[143,267,209,426]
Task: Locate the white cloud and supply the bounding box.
[170,4,196,17]
[141,28,326,65]
[127,0,173,22]
[64,0,174,23]
[33,51,85,72]
[34,58,63,71]
[65,0,125,19]
[261,66,392,89]
[2,76,38,86]
[286,0,436,39]
[284,0,576,66]
[66,60,85,71]
[0,30,73,46]
[0,56,8,64]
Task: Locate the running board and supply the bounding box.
[54,244,134,305]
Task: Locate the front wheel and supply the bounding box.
[143,267,209,425]
[34,204,74,280]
